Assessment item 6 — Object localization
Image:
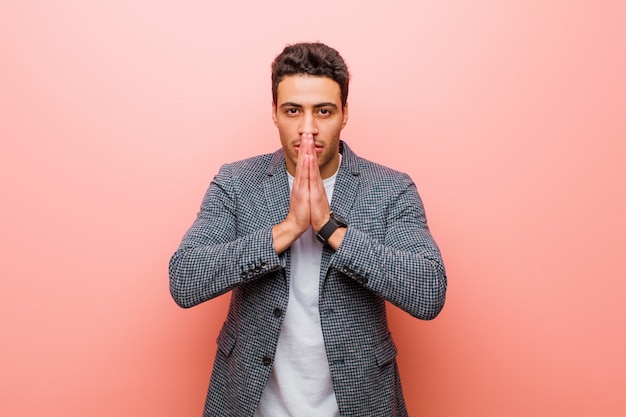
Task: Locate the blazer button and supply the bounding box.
[273,307,283,318]
[262,356,272,366]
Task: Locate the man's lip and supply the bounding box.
[294,144,323,151]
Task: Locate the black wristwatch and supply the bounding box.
[315,211,347,244]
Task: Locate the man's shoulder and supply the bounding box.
[224,152,273,168]
[346,148,412,185]
[357,156,406,177]
[210,150,287,197]
[219,150,281,177]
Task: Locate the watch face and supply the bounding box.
[331,212,347,227]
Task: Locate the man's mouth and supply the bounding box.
[294,144,323,153]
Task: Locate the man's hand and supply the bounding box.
[272,134,333,254]
[305,135,332,232]
[286,134,316,234]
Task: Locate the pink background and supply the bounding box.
[1,1,625,416]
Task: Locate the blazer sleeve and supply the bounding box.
[169,164,283,308]
[329,173,447,320]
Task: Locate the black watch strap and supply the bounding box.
[315,212,347,244]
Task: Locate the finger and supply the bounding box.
[301,133,314,156]
[308,165,330,230]
[301,134,314,185]
[287,141,311,233]
[293,136,308,188]
[309,154,327,202]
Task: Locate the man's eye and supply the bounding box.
[286,108,299,114]
[319,109,331,116]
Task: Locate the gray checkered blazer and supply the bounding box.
[169,141,447,417]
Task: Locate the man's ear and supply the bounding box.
[272,103,278,127]
[341,102,349,129]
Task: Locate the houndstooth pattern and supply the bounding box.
[169,141,447,417]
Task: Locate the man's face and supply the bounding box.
[272,75,348,179]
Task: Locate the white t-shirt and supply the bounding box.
[254,161,341,417]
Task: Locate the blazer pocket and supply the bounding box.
[216,325,237,357]
[375,335,398,367]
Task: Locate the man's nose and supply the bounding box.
[298,112,318,135]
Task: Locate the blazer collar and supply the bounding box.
[264,150,290,227]
[331,141,360,219]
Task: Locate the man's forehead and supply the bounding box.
[276,75,342,105]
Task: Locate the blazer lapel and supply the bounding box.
[320,141,360,288]
[263,149,290,225]
[262,142,361,290]
[329,141,360,219]
[263,148,291,284]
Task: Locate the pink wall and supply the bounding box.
[2,1,625,416]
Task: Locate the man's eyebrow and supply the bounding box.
[278,102,303,109]
[313,102,339,109]
[278,102,339,109]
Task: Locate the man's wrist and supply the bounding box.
[315,212,347,245]
[326,226,347,251]
[313,215,331,235]
[272,220,304,254]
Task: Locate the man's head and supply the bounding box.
[271,42,350,108]
[271,43,350,179]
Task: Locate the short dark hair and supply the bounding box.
[271,42,350,107]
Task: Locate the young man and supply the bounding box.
[169,42,447,417]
